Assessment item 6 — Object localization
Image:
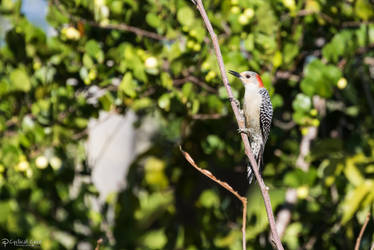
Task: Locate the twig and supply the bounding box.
[179,146,247,250]
[295,126,317,171]
[190,113,223,120]
[273,119,296,130]
[354,212,371,250]
[173,75,217,93]
[274,71,300,82]
[342,21,374,27]
[302,236,317,250]
[52,0,169,41]
[79,20,170,41]
[191,1,284,249]
[95,238,103,250]
[296,9,334,24]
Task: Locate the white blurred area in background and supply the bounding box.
[87,111,157,200]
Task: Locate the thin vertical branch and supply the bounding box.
[95,238,103,250]
[179,147,247,250]
[354,212,371,250]
[275,96,324,239]
[190,1,284,249]
[241,199,247,250]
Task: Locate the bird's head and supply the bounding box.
[229,70,264,88]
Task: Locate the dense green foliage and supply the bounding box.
[1,0,374,249]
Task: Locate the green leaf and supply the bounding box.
[301,59,341,98]
[283,43,299,65]
[244,34,254,51]
[46,5,69,26]
[131,97,153,110]
[284,223,303,249]
[99,92,114,111]
[85,40,100,57]
[119,72,137,98]
[10,68,31,92]
[344,158,364,186]
[135,190,173,222]
[345,106,359,117]
[74,117,88,129]
[110,1,123,14]
[177,6,194,27]
[158,93,171,111]
[85,40,104,62]
[146,13,161,28]
[341,182,372,224]
[0,80,10,96]
[202,135,225,154]
[272,51,282,69]
[199,190,220,208]
[322,31,353,63]
[83,53,94,68]
[142,230,167,249]
[218,86,229,99]
[0,201,12,223]
[284,169,317,187]
[299,77,315,96]
[190,25,206,42]
[191,99,200,114]
[271,94,284,109]
[144,157,168,188]
[182,82,193,99]
[292,93,311,112]
[355,0,374,20]
[161,72,173,90]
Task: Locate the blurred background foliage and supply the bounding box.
[0,0,374,249]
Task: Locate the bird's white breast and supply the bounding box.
[243,85,262,133]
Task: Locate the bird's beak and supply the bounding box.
[228,70,241,79]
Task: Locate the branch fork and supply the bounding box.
[182,0,284,249]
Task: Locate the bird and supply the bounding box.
[228,70,273,183]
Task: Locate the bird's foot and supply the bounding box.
[190,0,197,4]
[228,97,241,109]
[237,128,250,135]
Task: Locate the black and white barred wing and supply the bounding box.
[259,88,273,145]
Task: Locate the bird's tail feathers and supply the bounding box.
[247,163,254,184]
[246,148,264,184]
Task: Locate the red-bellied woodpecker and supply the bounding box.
[229,70,273,183]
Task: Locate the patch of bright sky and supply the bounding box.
[0,16,12,46]
[21,0,56,36]
[1,0,56,46]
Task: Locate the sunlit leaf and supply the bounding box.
[198,190,220,208]
[177,7,194,27]
[10,68,31,92]
[142,229,167,249]
[119,72,137,98]
[341,181,372,224]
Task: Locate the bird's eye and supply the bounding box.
[245,74,251,79]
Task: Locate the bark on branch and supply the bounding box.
[180,147,247,250]
[354,212,371,250]
[188,1,284,249]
